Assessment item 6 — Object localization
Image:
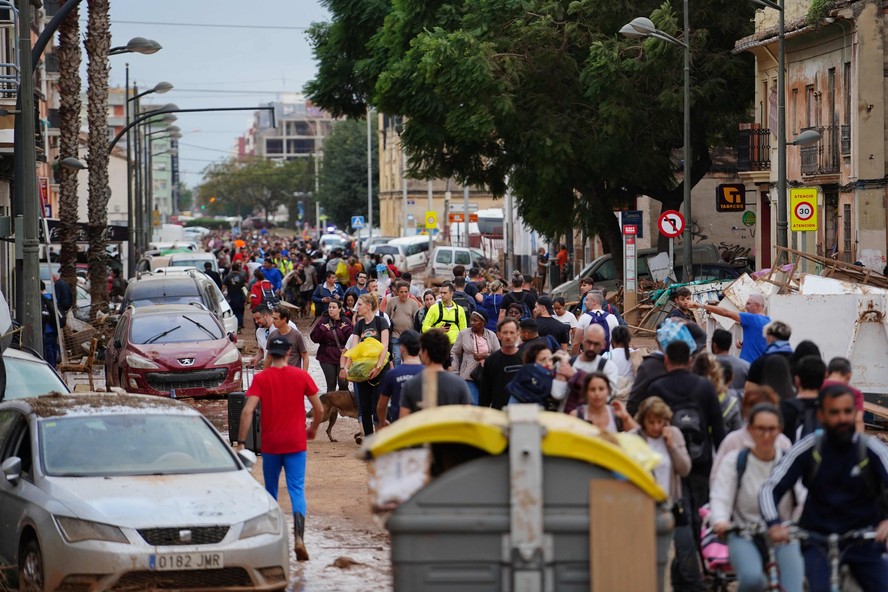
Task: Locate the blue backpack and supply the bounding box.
[583,310,611,350]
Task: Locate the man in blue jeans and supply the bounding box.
[761,384,888,591]
[237,336,323,561]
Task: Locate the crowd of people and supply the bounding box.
[215,230,888,589]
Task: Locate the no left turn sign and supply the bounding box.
[658,210,685,239]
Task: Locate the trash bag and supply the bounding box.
[344,337,386,382]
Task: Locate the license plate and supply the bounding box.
[149,552,224,571]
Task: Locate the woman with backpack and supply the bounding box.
[709,404,804,592]
[413,290,436,332]
[506,342,557,407]
[309,300,353,393]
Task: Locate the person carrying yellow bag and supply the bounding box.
[340,293,391,436]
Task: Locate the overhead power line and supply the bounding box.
[96,19,313,31]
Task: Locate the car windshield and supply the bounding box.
[375,246,400,255]
[130,313,223,344]
[39,414,239,477]
[170,259,215,270]
[2,353,69,400]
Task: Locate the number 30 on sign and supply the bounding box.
[790,188,818,232]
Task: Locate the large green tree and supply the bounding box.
[196,158,312,223]
[316,117,379,229]
[306,0,755,269]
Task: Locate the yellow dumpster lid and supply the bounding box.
[363,406,666,502]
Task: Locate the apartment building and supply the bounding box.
[735,0,887,270]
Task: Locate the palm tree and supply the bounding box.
[84,0,111,312]
[57,0,82,293]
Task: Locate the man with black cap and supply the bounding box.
[236,335,323,562]
[377,330,424,428]
[534,296,570,351]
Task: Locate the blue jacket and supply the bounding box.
[760,432,888,533]
[311,283,345,316]
[262,265,283,291]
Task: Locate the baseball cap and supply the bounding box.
[266,335,291,356]
[537,296,555,315]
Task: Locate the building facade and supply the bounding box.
[735,0,886,270]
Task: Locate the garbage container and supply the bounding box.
[364,405,672,592]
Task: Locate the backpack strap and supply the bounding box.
[736,447,751,485]
[597,357,607,372]
[807,431,824,486]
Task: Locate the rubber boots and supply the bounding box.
[293,512,309,561]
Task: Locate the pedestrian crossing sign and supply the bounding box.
[351,216,365,229]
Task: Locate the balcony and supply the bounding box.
[737,124,770,172]
[800,125,840,176]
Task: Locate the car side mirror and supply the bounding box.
[2,456,21,483]
[237,449,257,468]
[113,339,122,349]
[228,333,237,343]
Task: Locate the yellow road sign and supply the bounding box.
[790,188,818,231]
[425,211,437,229]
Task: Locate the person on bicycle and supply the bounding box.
[710,404,804,591]
[760,384,888,591]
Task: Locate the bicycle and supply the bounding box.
[787,526,880,592]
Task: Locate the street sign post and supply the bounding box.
[623,224,637,325]
[790,188,818,272]
[425,211,438,230]
[658,210,685,271]
[351,215,365,230]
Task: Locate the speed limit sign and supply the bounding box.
[790,188,818,231]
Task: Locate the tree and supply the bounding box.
[84,0,111,312]
[56,0,82,293]
[196,157,312,222]
[306,0,756,277]
[316,117,378,229]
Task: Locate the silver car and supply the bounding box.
[0,393,288,591]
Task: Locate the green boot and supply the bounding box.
[293,513,309,561]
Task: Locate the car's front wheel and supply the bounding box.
[19,537,44,592]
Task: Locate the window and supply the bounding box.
[843,62,851,125]
[591,260,616,283]
[436,250,453,264]
[791,88,799,135]
[455,250,471,265]
[805,85,816,128]
[266,138,283,155]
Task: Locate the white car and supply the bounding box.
[0,393,289,591]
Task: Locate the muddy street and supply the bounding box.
[191,313,393,591]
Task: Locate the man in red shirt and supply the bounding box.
[236,336,323,561]
[555,245,569,284]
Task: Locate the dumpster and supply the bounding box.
[363,405,672,592]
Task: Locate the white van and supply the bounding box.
[425,246,486,285]
[385,236,432,272]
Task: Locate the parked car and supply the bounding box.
[0,392,288,591]
[167,251,219,273]
[424,245,486,286]
[384,235,433,273]
[122,269,237,335]
[105,304,242,397]
[0,345,70,401]
[361,235,395,253]
[319,233,347,255]
[551,244,723,302]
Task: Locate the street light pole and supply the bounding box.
[16,0,41,351]
[620,11,693,280]
[775,0,787,251]
[367,108,373,239]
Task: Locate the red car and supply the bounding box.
[105,303,242,397]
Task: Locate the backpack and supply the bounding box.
[261,283,280,307]
[506,363,555,409]
[452,290,475,315]
[433,301,464,330]
[788,398,820,442]
[509,291,534,321]
[671,398,709,464]
[542,334,561,354]
[583,310,611,350]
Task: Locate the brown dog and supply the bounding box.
[317,390,363,444]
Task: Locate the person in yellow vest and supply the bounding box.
[421,281,467,344]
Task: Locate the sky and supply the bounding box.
[92,1,330,191]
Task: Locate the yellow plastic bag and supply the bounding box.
[343,338,385,382]
[335,259,350,284]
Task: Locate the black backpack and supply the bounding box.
[453,290,475,314]
[512,291,534,321]
[261,284,280,307]
[671,398,708,465]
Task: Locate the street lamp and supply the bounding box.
[59,157,87,171]
[751,0,821,252]
[621,9,693,281]
[110,37,162,56]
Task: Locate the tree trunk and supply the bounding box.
[84,0,111,314]
[57,0,82,295]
